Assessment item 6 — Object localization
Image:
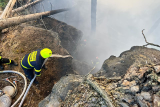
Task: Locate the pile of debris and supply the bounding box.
[61,82,107,107]
[89,64,160,106]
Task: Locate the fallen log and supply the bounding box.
[0,8,68,30]
[0,0,17,19]
[12,0,43,14]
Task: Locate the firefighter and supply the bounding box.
[21,48,52,84]
[0,56,18,70]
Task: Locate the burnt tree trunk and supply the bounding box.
[91,0,97,34]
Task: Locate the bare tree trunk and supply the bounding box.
[0,0,17,19]
[91,0,97,34]
[0,0,43,16]
[12,0,43,14]
[0,8,68,30]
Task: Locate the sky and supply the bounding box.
[35,0,160,70]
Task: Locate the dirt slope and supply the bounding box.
[0,24,76,107]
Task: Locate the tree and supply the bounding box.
[91,0,97,34]
[0,0,68,31]
[0,0,9,9]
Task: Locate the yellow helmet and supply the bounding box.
[40,48,52,58]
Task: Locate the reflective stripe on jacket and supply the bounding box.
[21,49,45,75]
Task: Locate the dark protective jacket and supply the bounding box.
[0,58,11,65]
[21,49,45,76]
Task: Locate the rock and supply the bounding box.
[101,105,107,107]
[39,74,83,107]
[99,101,105,105]
[119,102,129,107]
[154,65,160,73]
[158,77,160,83]
[140,92,151,101]
[121,95,135,105]
[141,85,152,92]
[153,94,160,107]
[132,104,138,107]
[136,94,149,107]
[130,86,139,93]
[138,67,148,79]
[122,80,130,86]
[122,80,136,87]
[93,92,98,96]
[152,86,160,93]
[100,86,106,90]
[91,97,98,103]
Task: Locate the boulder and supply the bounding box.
[39,74,83,107]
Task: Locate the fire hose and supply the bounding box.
[0,70,27,107]
[19,54,72,106]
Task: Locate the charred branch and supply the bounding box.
[142,29,160,48]
[12,0,43,15]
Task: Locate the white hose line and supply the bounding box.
[19,58,48,107]
[0,70,27,107]
[18,75,36,107]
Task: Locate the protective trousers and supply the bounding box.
[21,64,34,81]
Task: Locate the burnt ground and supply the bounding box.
[0,24,76,107]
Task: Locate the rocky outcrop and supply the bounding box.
[39,46,160,107]
[95,46,160,78]
[39,74,84,107]
[89,64,160,106]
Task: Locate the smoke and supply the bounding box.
[36,0,160,71]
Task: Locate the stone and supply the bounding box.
[100,86,106,90]
[136,94,148,107]
[73,103,79,107]
[99,101,105,105]
[93,92,98,96]
[153,94,160,107]
[154,65,160,73]
[141,85,152,92]
[140,92,151,101]
[122,80,130,86]
[101,105,107,107]
[121,95,134,105]
[152,86,160,92]
[130,86,139,93]
[39,75,83,107]
[122,80,136,87]
[132,104,138,107]
[158,77,160,83]
[138,67,148,79]
[119,102,130,107]
[91,97,98,103]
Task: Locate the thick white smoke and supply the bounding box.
[36,0,160,71]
